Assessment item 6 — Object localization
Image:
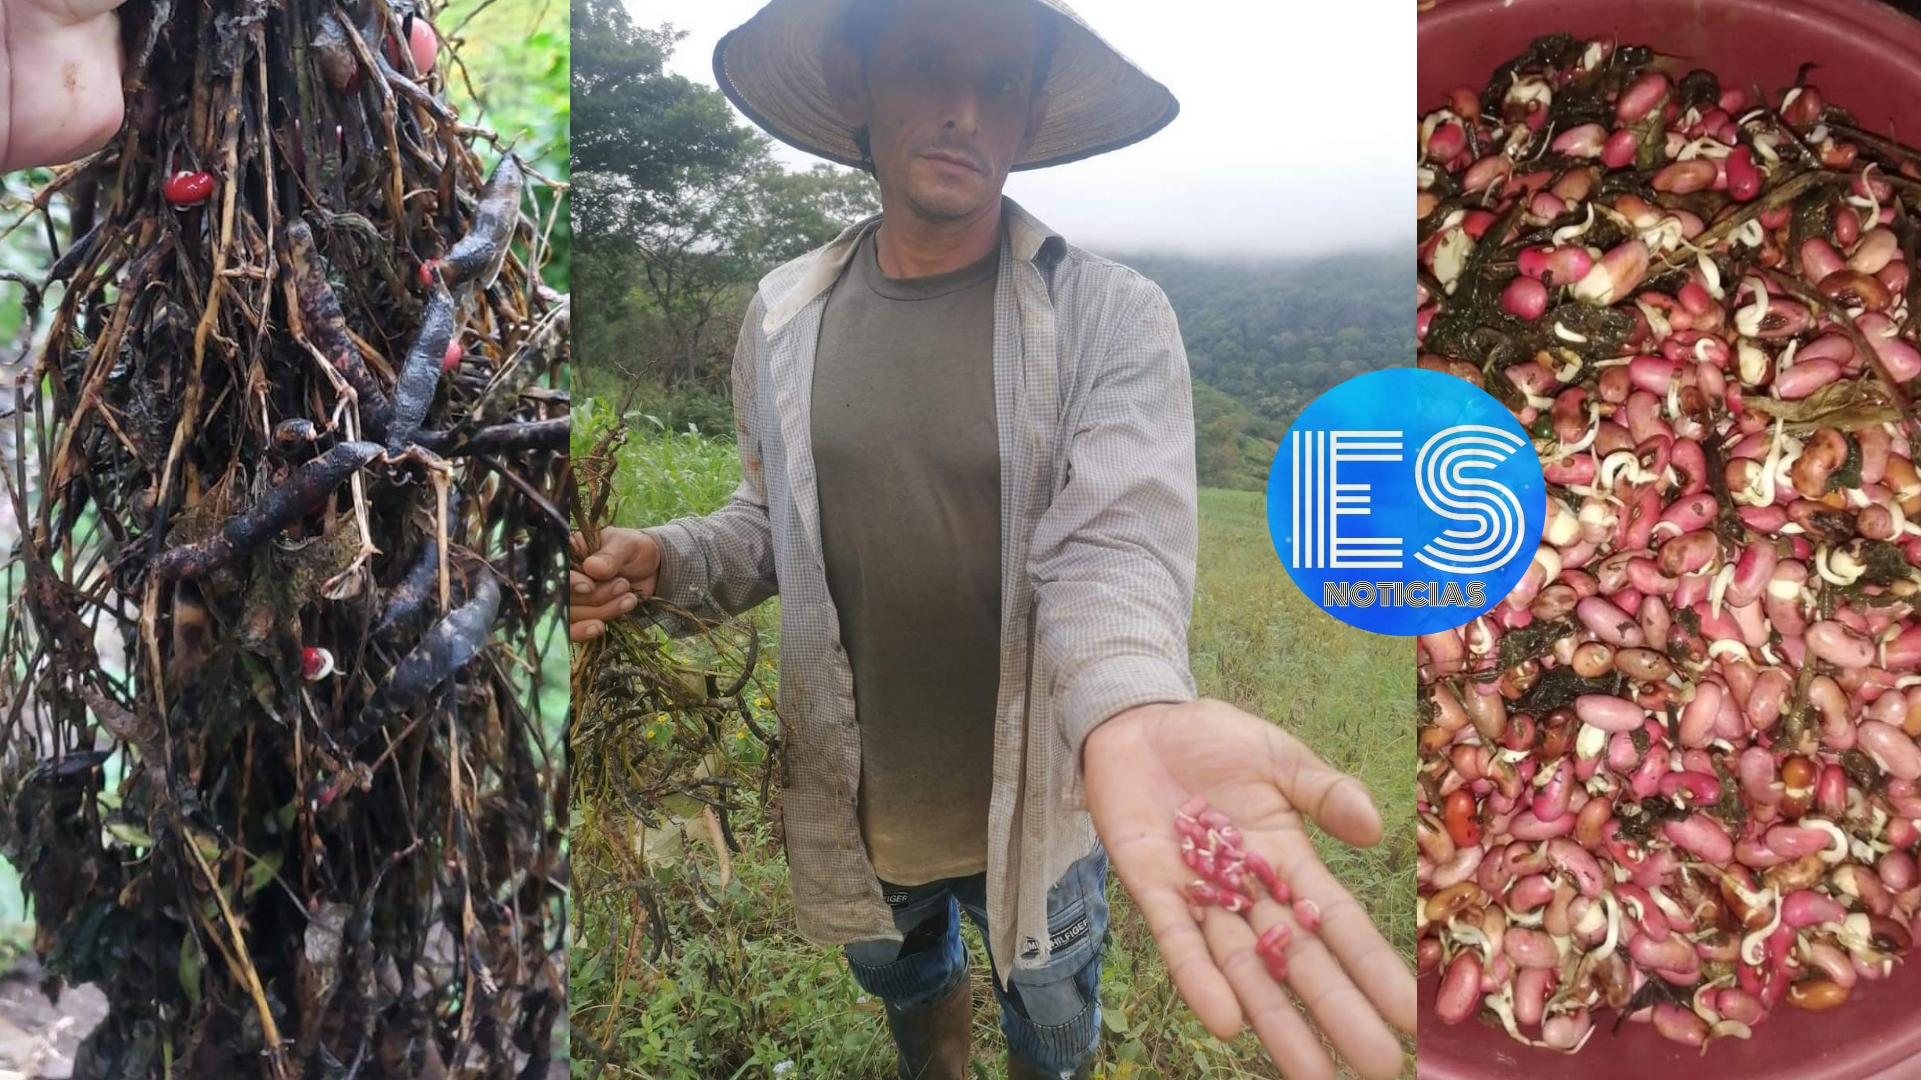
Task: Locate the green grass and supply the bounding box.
[573,432,1413,1080]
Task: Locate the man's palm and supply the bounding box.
[1086,699,1415,1080]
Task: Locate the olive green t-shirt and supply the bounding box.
[810,228,1003,885]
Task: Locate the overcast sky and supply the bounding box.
[640,0,1412,259]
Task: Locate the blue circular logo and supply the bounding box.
[1266,368,1545,636]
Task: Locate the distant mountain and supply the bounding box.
[1103,249,1411,490]
[596,248,1412,493]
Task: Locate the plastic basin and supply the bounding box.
[1418,0,1921,1077]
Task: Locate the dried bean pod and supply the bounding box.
[273,418,320,447]
[416,417,569,457]
[74,682,168,789]
[285,220,394,437]
[313,11,361,92]
[435,154,523,290]
[153,441,383,581]
[386,285,459,452]
[361,572,502,724]
[373,537,443,637]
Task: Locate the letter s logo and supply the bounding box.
[1413,425,1528,576]
[1267,369,1545,635]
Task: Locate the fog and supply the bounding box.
[640,0,1412,258]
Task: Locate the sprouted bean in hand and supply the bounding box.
[1418,33,1921,1054]
[1175,795,1318,982]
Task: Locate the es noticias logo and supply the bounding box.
[1264,368,1546,636]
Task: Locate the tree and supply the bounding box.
[570,5,879,388]
[570,3,756,240]
[626,162,882,386]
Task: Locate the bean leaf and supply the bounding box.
[179,936,203,1008]
[1744,376,1900,433]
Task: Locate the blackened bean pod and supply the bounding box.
[416,417,569,457]
[373,537,443,637]
[385,284,458,452]
[153,441,383,581]
[361,571,501,723]
[435,154,522,290]
[285,219,394,437]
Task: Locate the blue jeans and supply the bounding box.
[843,841,1109,1075]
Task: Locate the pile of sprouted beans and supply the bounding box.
[1176,797,1321,983]
[1417,34,1921,1052]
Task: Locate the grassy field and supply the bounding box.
[570,421,1413,1080]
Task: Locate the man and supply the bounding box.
[1,0,128,173]
[570,1,1414,1077]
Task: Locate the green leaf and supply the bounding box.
[657,794,703,818]
[187,828,223,863]
[243,849,284,897]
[178,936,202,1007]
[1102,1004,1131,1036]
[105,818,155,848]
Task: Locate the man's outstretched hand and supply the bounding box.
[1086,698,1416,1080]
[569,527,661,642]
[1,0,130,173]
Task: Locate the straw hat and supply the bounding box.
[713,0,1179,172]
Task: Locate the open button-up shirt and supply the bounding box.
[638,197,1198,980]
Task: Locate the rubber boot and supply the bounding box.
[883,974,972,1080]
[1006,1053,1093,1080]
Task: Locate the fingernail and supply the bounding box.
[620,595,637,611]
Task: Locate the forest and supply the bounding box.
[1123,250,1407,488]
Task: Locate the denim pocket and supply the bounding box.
[844,891,968,1009]
[1006,952,1098,1027]
[1004,841,1109,1027]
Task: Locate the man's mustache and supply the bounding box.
[913,138,989,173]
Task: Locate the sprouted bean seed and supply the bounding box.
[1176,796,1315,983]
[1418,31,1921,1054]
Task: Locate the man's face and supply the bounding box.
[830,0,1051,222]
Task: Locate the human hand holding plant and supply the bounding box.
[1086,697,1416,1080]
[1,0,130,172]
[569,527,661,642]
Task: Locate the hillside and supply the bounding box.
[581,249,1411,492]
[1110,248,1411,489]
